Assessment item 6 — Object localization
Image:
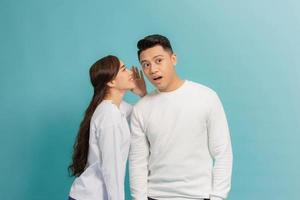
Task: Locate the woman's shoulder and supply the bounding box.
[120,101,133,118]
[91,100,122,129]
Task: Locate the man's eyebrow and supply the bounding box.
[140,60,148,64]
[141,55,164,63]
[153,55,164,59]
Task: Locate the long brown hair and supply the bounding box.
[68,55,120,177]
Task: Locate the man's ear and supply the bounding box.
[106,80,115,88]
[171,53,177,66]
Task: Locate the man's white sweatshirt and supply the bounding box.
[129,80,233,200]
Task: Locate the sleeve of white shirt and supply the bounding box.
[207,92,233,199]
[98,124,124,200]
[129,107,150,200]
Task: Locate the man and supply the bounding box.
[129,34,233,200]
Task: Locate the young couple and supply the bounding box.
[68,34,233,200]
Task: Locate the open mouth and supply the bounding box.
[153,76,162,81]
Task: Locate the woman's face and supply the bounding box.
[112,61,135,91]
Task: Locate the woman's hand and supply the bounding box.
[131,66,147,97]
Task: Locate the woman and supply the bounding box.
[68,55,146,200]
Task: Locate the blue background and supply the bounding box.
[1,0,299,199]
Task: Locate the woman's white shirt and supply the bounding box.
[69,100,132,200]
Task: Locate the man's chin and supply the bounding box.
[149,81,165,91]
[156,85,167,92]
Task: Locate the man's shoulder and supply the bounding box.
[187,80,217,96]
[133,90,158,110]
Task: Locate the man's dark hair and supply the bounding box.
[137,34,173,59]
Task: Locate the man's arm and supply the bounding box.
[207,92,233,200]
[129,107,150,200]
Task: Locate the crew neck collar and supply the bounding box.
[156,80,188,95]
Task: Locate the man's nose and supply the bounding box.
[150,64,158,74]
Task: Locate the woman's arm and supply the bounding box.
[97,125,125,200]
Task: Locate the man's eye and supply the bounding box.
[143,63,150,68]
[156,59,162,63]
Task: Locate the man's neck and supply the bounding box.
[161,76,184,92]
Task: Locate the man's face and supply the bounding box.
[139,45,177,92]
